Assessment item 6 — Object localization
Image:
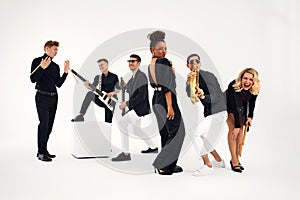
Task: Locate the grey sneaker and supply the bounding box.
[111,153,131,161]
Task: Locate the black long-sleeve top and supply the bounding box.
[186,70,226,117]
[226,80,258,128]
[30,54,68,92]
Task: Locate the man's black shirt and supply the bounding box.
[91,72,119,93]
[30,54,68,92]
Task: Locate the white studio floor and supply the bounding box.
[0,103,299,200]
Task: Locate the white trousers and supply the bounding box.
[118,110,156,153]
[192,110,227,156]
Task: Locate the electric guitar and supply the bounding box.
[71,69,118,111]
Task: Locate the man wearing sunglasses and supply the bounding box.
[71,58,119,123]
[112,54,158,162]
[186,54,227,176]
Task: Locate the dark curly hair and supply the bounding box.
[147,30,166,51]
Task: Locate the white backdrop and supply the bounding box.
[0,0,299,200]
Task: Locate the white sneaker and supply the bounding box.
[211,159,225,168]
[193,165,214,176]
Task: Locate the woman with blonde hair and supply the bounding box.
[226,68,261,172]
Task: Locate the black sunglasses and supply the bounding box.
[127,60,138,63]
[189,59,200,64]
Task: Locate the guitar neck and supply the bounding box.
[73,71,87,82]
[71,69,115,111]
[71,69,97,91]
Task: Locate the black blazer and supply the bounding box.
[126,69,151,117]
[186,70,226,117]
[226,80,258,128]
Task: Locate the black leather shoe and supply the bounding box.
[173,165,183,173]
[37,152,56,158]
[37,153,52,162]
[47,153,56,158]
[71,115,84,122]
[141,147,158,153]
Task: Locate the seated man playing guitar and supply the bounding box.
[71,58,120,123]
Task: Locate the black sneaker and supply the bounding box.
[37,153,52,162]
[141,147,158,154]
[71,115,84,122]
[111,153,131,161]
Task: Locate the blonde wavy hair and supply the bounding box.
[232,68,261,95]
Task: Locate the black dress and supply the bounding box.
[148,58,185,171]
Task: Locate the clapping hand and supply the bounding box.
[64,60,70,73]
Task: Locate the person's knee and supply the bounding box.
[227,121,235,131]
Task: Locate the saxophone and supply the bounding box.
[189,60,199,104]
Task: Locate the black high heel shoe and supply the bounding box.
[230,161,242,173]
[173,165,183,173]
[239,163,244,170]
[154,168,173,175]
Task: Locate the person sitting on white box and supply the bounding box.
[71,59,119,123]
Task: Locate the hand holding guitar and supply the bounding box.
[119,102,127,110]
[106,92,114,98]
[84,80,93,90]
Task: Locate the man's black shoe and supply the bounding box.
[141,147,158,154]
[47,153,56,158]
[37,152,56,158]
[37,153,52,162]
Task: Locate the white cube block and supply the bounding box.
[72,121,112,158]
